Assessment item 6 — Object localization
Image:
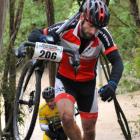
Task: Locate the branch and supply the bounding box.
[9,0,16,36]
[12,0,25,43]
[111,10,130,27]
[110,10,139,34]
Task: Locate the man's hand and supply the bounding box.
[39,31,60,44]
[48,120,61,131]
[46,130,56,139]
[48,30,60,43]
[48,122,54,132]
[98,81,117,102]
[14,45,26,58]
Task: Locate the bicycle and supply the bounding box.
[13,41,80,140]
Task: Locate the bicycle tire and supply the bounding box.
[13,60,42,140]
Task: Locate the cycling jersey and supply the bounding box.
[39,102,62,140]
[39,101,60,126]
[28,19,123,84]
[42,20,117,82]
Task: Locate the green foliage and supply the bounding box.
[109,0,139,59]
[133,48,140,78]
[54,0,74,21]
[15,0,46,47]
[107,0,140,93]
[68,1,79,17]
[118,61,140,94]
[3,0,75,49]
[0,52,6,73]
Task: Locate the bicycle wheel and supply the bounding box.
[13,60,43,140]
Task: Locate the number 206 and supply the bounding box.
[39,50,57,60]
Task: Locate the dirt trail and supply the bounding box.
[31,91,140,140]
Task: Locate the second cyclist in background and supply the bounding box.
[39,87,67,140]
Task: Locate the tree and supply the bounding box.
[45,0,56,87]
[0,0,8,52]
[0,0,9,137]
[0,0,25,138]
[45,0,55,26]
[129,0,140,27]
[138,0,140,16]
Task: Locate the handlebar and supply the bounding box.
[16,41,80,70]
[19,41,35,47]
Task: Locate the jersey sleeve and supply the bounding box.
[39,104,48,125]
[97,27,118,55]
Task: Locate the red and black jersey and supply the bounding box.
[28,20,123,84]
[43,21,118,81]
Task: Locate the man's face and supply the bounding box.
[46,98,56,110]
[80,20,98,39]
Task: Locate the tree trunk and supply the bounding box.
[137,0,140,17]
[0,0,8,137]
[0,0,8,52]
[45,0,56,87]
[45,0,55,26]
[1,0,25,138]
[129,0,140,27]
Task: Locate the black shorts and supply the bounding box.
[55,74,98,113]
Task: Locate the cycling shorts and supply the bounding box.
[55,74,98,113]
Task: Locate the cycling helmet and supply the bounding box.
[42,87,55,100]
[83,0,110,28]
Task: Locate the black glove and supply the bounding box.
[39,34,55,44]
[39,31,60,44]
[98,81,117,102]
[46,130,56,139]
[53,120,61,130]
[48,120,61,131]
[14,44,26,58]
[56,127,67,140]
[48,122,54,132]
[48,30,60,43]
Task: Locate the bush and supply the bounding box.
[133,48,140,78]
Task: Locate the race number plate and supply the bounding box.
[33,42,63,62]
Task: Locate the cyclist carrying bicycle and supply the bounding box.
[21,0,124,139]
[39,87,67,140]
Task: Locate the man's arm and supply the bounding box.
[28,28,43,42]
[28,22,64,43]
[106,50,124,84]
[98,27,124,101]
[98,27,124,84]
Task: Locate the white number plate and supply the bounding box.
[33,42,63,62]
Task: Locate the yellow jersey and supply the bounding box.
[39,101,60,126]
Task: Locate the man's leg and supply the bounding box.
[55,94,82,140]
[81,115,97,140]
[76,80,98,140]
